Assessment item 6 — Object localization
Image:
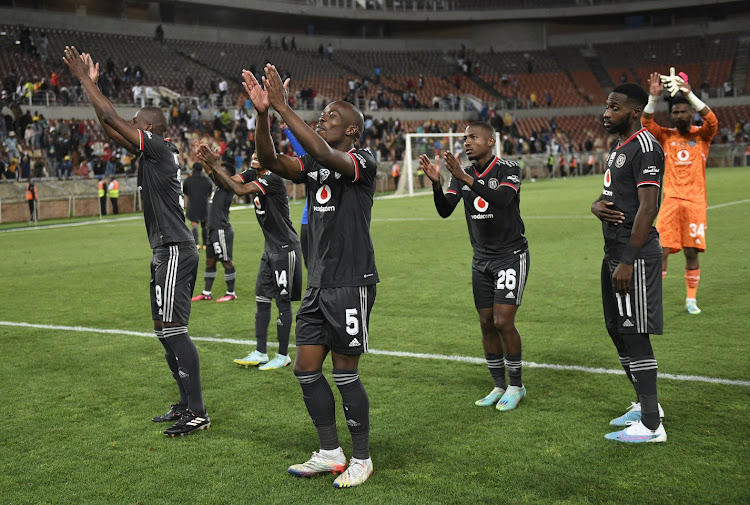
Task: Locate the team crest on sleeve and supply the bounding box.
[607,152,616,167]
[615,154,626,168]
[488,178,499,189]
[353,152,367,167]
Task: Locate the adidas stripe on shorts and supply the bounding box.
[601,255,663,335]
[295,285,376,355]
[472,248,530,309]
[207,227,234,261]
[150,243,199,324]
[255,248,303,301]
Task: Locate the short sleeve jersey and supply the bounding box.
[238,168,300,254]
[137,130,194,249]
[601,128,664,258]
[182,173,213,222]
[642,110,717,204]
[206,186,233,230]
[293,148,378,288]
[446,156,527,259]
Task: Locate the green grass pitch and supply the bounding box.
[1,167,748,505]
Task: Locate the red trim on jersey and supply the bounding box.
[473,156,498,178]
[347,150,359,181]
[238,172,248,183]
[138,130,144,151]
[500,182,519,192]
[446,189,458,195]
[617,128,647,149]
[637,180,661,187]
[296,157,305,172]
[164,138,171,142]
[251,180,267,194]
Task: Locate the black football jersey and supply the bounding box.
[292,149,379,288]
[238,169,300,254]
[445,156,527,259]
[206,185,233,230]
[182,173,213,222]
[137,130,194,248]
[601,127,664,258]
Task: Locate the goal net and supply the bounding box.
[401,132,502,197]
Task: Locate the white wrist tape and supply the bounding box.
[644,95,659,114]
[685,91,707,111]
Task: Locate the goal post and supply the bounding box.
[403,132,502,196]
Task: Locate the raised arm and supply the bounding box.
[444,152,517,211]
[263,64,357,177]
[241,69,301,181]
[420,153,459,218]
[196,144,263,197]
[63,47,139,153]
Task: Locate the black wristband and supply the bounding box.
[620,244,641,265]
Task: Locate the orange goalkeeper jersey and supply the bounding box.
[642,110,717,204]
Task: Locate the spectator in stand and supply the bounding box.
[50,72,60,96]
[74,157,90,178]
[58,155,72,179]
[155,24,165,45]
[185,75,194,93]
[24,122,36,148]
[19,153,32,179]
[545,91,552,107]
[123,62,132,83]
[327,43,333,59]
[218,79,228,104]
[132,84,143,106]
[32,155,46,177]
[6,131,20,160]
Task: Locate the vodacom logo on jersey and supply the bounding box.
[602,168,613,196]
[253,195,265,215]
[314,185,336,212]
[474,196,488,212]
[471,196,493,220]
[676,149,690,162]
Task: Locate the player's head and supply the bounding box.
[464,122,496,161]
[133,106,167,135]
[315,101,364,149]
[604,83,649,135]
[221,161,236,176]
[192,162,202,173]
[250,151,261,170]
[670,95,693,134]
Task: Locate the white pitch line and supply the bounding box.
[707,198,750,210]
[2,320,748,388]
[4,197,748,234]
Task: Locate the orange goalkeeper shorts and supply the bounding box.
[657,197,707,253]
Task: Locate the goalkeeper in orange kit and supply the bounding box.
[642,69,718,314]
